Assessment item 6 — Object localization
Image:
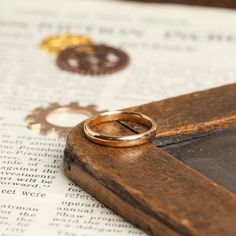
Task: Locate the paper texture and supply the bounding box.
[0,0,236,235]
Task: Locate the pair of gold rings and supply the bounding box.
[83,111,156,147]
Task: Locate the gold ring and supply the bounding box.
[83,111,157,147]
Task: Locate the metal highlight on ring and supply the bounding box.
[83,111,157,147]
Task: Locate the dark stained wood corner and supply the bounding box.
[64,83,236,236]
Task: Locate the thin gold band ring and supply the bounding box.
[83,111,157,147]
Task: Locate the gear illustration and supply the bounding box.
[40,34,94,55]
[56,44,130,75]
[25,102,105,138]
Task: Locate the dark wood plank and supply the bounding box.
[64,84,236,235]
[125,83,236,146]
[164,128,236,194]
[65,123,236,236]
[65,142,181,236]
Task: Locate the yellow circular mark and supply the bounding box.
[40,34,94,55]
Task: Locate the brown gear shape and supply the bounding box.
[25,102,106,138]
[56,44,130,75]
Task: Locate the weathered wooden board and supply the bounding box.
[64,84,236,236]
[164,129,236,194]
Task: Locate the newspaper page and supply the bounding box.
[0,0,236,235]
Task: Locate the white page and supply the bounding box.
[0,1,236,235]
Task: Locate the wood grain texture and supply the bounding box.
[125,83,236,146]
[64,84,236,236]
[164,129,236,194]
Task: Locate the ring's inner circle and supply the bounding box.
[90,113,151,128]
[84,111,157,147]
[87,112,154,138]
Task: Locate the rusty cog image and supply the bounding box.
[56,44,130,75]
[40,34,94,55]
[25,102,105,138]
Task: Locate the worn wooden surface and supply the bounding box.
[126,83,236,146]
[164,129,236,194]
[64,84,236,236]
